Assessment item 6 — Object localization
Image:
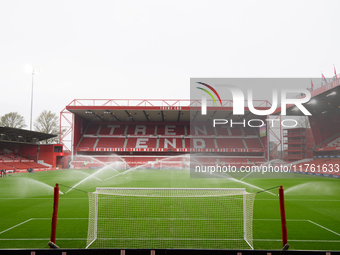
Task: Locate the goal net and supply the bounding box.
[86,188,256,250]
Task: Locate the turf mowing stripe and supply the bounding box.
[1,198,339,201]
[0,238,339,243]
[84,238,248,241]
[254,219,307,221]
[26,218,307,221]
[308,220,340,237]
[31,218,88,220]
[254,239,340,243]
[30,218,307,221]
[0,238,87,241]
[255,199,340,202]
[0,219,32,235]
[0,198,88,200]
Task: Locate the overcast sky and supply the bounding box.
[1,0,339,129]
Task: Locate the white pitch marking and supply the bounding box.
[0,198,88,200]
[0,218,88,236]
[0,238,339,243]
[254,239,340,243]
[308,220,340,237]
[0,238,87,241]
[31,218,88,220]
[0,219,32,235]
[2,198,338,201]
[255,199,340,202]
[26,217,310,222]
[254,219,307,221]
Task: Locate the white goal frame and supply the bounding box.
[86,188,255,250]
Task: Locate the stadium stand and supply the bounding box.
[78,137,97,148]
[126,125,156,135]
[99,125,126,135]
[76,124,264,151]
[328,137,340,147]
[292,158,340,176]
[245,138,263,149]
[159,138,183,149]
[96,137,125,148]
[0,150,48,171]
[216,138,246,149]
[85,124,100,135]
[72,122,266,169]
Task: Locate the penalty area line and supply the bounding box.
[308,220,340,237]
[0,219,32,235]
[0,218,88,236]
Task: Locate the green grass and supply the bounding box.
[0,168,340,250]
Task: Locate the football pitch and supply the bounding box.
[0,168,340,251]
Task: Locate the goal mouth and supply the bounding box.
[86,188,256,250]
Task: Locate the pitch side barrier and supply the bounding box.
[2,249,339,255]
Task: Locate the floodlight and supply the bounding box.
[24,64,33,73]
[25,65,40,74]
[326,91,336,97]
[307,99,317,105]
[25,65,40,130]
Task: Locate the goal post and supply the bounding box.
[86,188,256,250]
[50,183,59,247]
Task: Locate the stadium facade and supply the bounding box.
[60,77,340,175]
[2,78,340,174]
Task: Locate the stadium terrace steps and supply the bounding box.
[125,137,158,148]
[125,125,157,135]
[327,136,340,147]
[77,136,262,150]
[313,131,340,149]
[288,158,314,166]
[70,155,267,169]
[292,158,340,175]
[77,124,265,151]
[230,127,243,136]
[0,152,49,171]
[78,137,97,148]
[96,137,125,148]
[86,124,100,134]
[216,138,245,149]
[245,138,263,149]
[86,124,263,137]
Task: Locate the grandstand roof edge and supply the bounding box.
[66,105,191,111]
[273,82,340,115]
[66,99,194,107]
[65,99,271,108]
[0,126,56,143]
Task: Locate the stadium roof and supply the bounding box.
[65,99,272,122]
[275,80,340,116]
[0,126,56,144]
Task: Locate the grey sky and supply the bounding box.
[1,0,339,129]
